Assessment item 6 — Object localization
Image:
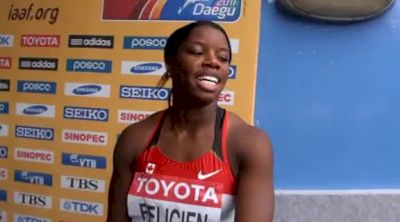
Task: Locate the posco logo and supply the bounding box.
[0,34,14,47]
[69,35,114,48]
[64,106,108,122]
[0,80,10,91]
[0,146,7,159]
[0,190,6,202]
[17,80,57,94]
[14,170,53,186]
[15,125,54,141]
[60,199,104,216]
[121,61,166,76]
[62,153,106,169]
[120,86,170,100]
[19,57,58,71]
[123,36,167,50]
[14,214,51,222]
[66,59,112,73]
[64,82,110,98]
[0,102,8,114]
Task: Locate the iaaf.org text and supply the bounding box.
[8,4,59,25]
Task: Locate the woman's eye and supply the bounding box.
[219,56,229,62]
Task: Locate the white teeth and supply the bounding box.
[198,75,219,83]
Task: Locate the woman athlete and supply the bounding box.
[107,21,274,222]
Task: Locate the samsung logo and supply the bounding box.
[15,125,54,141]
[62,153,106,169]
[0,34,13,47]
[14,214,51,222]
[69,35,114,48]
[16,103,55,118]
[19,57,58,71]
[60,198,104,216]
[0,102,8,114]
[0,57,11,69]
[66,59,112,73]
[17,80,57,94]
[0,190,6,202]
[121,61,166,76]
[120,86,170,100]
[0,146,7,159]
[14,191,52,209]
[123,36,167,50]
[63,106,108,122]
[14,170,53,186]
[64,82,110,98]
[0,80,10,91]
[0,124,9,137]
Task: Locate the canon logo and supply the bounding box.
[21,35,60,47]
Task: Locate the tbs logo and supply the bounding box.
[64,82,111,98]
[60,198,104,216]
[19,57,58,71]
[14,214,51,222]
[0,34,13,47]
[16,103,55,118]
[61,175,105,193]
[0,80,10,91]
[14,191,52,209]
[66,59,112,73]
[0,57,11,69]
[0,102,9,114]
[69,35,114,48]
[14,170,53,186]
[17,80,57,94]
[123,36,167,50]
[0,124,9,137]
[64,106,108,122]
[0,190,6,202]
[120,86,170,101]
[15,125,54,141]
[21,34,60,47]
[62,153,106,169]
[0,146,7,159]
[121,61,166,76]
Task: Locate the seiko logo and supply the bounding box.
[60,199,104,216]
[218,90,235,106]
[0,57,11,69]
[0,124,9,137]
[0,80,10,91]
[62,153,106,169]
[15,125,54,141]
[16,103,55,118]
[19,58,58,71]
[0,34,14,47]
[14,148,54,164]
[69,35,114,48]
[66,59,112,73]
[120,86,170,100]
[14,214,51,222]
[64,82,110,98]
[0,190,6,202]
[21,34,60,47]
[63,106,108,122]
[118,110,154,124]
[61,176,105,193]
[0,168,7,180]
[0,210,6,222]
[123,36,167,50]
[14,191,52,209]
[229,65,237,79]
[0,146,7,159]
[0,102,9,114]
[121,61,166,75]
[14,170,53,186]
[62,129,108,146]
[17,80,57,94]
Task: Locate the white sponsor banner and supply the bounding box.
[230,39,239,54]
[14,191,52,209]
[60,175,105,193]
[14,213,52,222]
[118,110,154,124]
[60,198,104,216]
[62,129,108,146]
[0,210,7,222]
[64,82,111,98]
[16,103,56,118]
[0,168,7,180]
[218,90,235,106]
[14,147,54,164]
[121,61,166,76]
[0,124,8,137]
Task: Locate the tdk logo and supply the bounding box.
[120,86,170,100]
[0,146,7,159]
[121,61,166,76]
[21,34,60,47]
[15,125,54,141]
[14,170,53,186]
[0,190,6,202]
[63,106,108,122]
[229,65,237,79]
[19,57,58,71]
[66,59,112,73]
[64,82,110,98]
[17,80,57,94]
[60,199,104,216]
[0,34,14,47]
[16,103,55,118]
[0,102,9,114]
[0,124,9,137]
[0,57,11,69]
[69,35,114,48]
[14,214,51,222]
[14,191,52,209]
[62,153,106,169]
[0,80,10,91]
[123,36,167,50]
[61,175,105,193]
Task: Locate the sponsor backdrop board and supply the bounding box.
[0,0,261,221]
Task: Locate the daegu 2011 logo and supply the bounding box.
[15,125,54,141]
[60,198,104,216]
[123,36,167,50]
[0,102,9,114]
[66,59,112,73]
[14,170,53,186]
[62,153,106,169]
[17,80,57,94]
[120,85,170,101]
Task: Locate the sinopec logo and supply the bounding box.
[0,102,9,114]
[62,153,106,169]
[218,90,235,106]
[14,214,51,222]
[14,191,52,209]
[62,129,108,146]
[0,146,7,159]
[21,34,60,47]
[14,170,52,186]
[0,190,6,202]
[0,34,14,47]
[121,61,166,76]
[17,80,57,94]
[63,106,109,122]
[0,168,7,180]
[123,36,167,50]
[60,198,104,216]
[66,59,112,73]
[0,57,11,69]
[15,125,54,141]
[118,110,154,124]
[61,175,105,193]
[15,147,54,164]
[16,103,55,118]
[0,124,9,137]
[0,80,10,91]
[69,35,114,48]
[120,86,170,101]
[64,82,111,98]
[0,210,6,222]
[19,57,58,71]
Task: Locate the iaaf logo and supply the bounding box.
[121,61,166,76]
[61,175,105,193]
[14,170,53,186]
[21,34,60,47]
[17,80,57,94]
[19,57,58,71]
[62,153,106,169]
[0,80,10,91]
[64,82,111,98]
[14,191,52,209]
[0,190,6,202]
[123,36,167,50]
[15,125,54,141]
[14,147,54,164]
[0,34,14,47]
[0,102,9,114]
[69,35,114,48]
[0,210,6,222]
[16,103,55,118]
[66,59,112,73]
[14,214,51,222]
[0,146,7,159]
[0,168,7,180]
[218,90,235,106]
[0,57,11,69]
[120,86,170,101]
[0,124,9,137]
[64,106,109,122]
[60,198,104,216]
[62,129,108,146]
[118,110,154,124]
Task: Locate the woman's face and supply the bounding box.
[170,25,231,105]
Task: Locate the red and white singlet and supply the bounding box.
[127,108,237,222]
